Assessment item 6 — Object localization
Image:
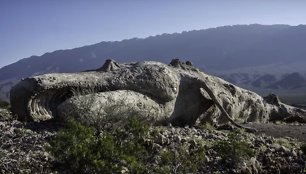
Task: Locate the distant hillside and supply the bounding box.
[1,24,306,102]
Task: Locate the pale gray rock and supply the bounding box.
[10,59,306,128]
[57,90,169,128]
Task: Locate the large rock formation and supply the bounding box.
[10,59,306,128]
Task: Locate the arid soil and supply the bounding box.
[245,123,306,142]
[1,108,306,173]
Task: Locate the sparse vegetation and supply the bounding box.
[0,100,9,109]
[48,116,209,174]
[49,117,150,174]
[275,138,293,149]
[155,144,206,173]
[199,122,215,131]
[212,129,256,167]
[301,143,306,156]
[0,115,305,173]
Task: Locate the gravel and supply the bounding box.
[0,109,305,173]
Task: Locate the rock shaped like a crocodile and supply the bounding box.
[10,59,306,129]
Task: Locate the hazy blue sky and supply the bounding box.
[1,0,306,68]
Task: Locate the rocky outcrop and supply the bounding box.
[10,59,306,127]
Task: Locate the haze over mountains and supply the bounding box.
[1,24,306,103]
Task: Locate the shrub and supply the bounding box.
[48,117,150,174]
[275,138,293,149]
[199,122,215,131]
[301,143,306,156]
[49,116,209,173]
[212,130,255,167]
[154,143,206,173]
[0,100,10,109]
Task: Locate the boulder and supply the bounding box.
[10,59,306,128]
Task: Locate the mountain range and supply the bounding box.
[1,24,306,104]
